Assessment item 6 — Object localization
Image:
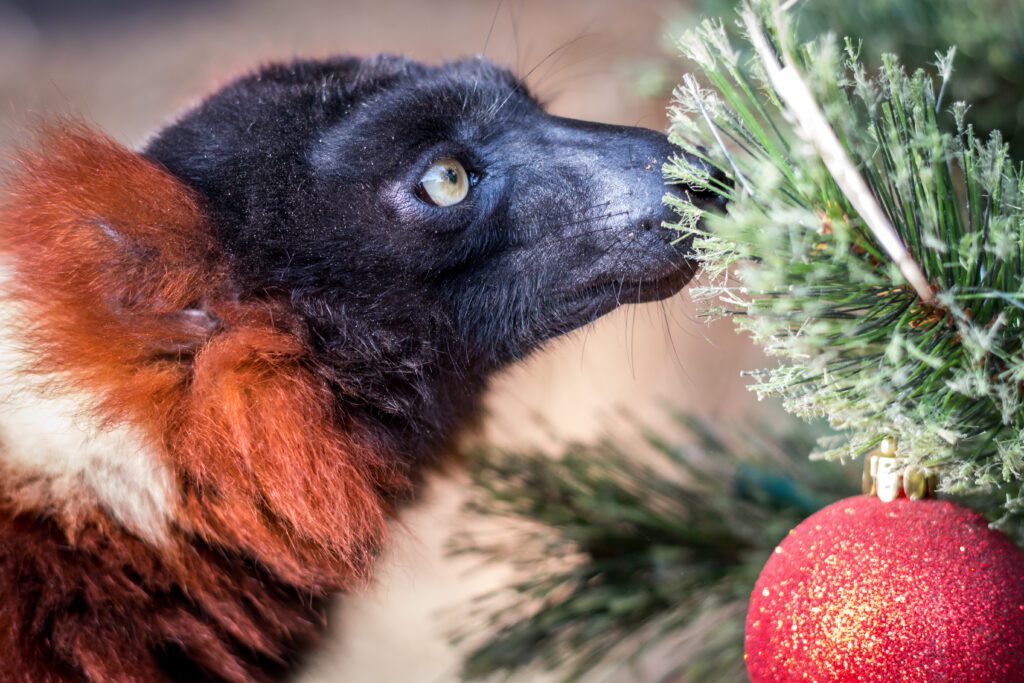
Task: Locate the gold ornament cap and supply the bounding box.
[862,438,938,502]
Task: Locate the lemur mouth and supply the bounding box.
[552,257,699,325]
[576,230,700,311]
[592,263,697,305]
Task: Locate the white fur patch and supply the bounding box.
[0,274,177,546]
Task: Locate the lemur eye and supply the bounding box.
[417,158,469,207]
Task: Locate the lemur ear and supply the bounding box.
[0,121,226,381]
[0,121,405,586]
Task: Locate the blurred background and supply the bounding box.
[5,1,1020,681]
[0,1,764,680]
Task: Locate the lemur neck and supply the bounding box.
[296,295,492,467]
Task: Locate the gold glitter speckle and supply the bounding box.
[745,496,1024,682]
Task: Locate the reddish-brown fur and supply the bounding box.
[0,123,414,680]
[0,508,328,682]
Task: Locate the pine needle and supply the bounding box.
[667,0,1024,510]
[449,416,853,682]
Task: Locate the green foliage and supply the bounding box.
[667,2,1024,514]
[448,7,1024,680]
[450,416,854,682]
[684,0,1024,157]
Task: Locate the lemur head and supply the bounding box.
[146,56,722,378]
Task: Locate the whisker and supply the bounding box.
[480,0,504,60]
[531,210,629,237]
[659,300,688,374]
[629,276,642,378]
[528,56,604,105]
[527,199,615,225]
[489,31,595,119]
[509,0,522,74]
[509,216,632,263]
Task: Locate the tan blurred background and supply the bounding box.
[0,0,764,680]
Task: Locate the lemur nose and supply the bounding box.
[644,155,729,243]
[669,154,731,214]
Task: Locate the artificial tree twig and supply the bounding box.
[673,1,1024,503]
[683,73,754,197]
[742,7,938,306]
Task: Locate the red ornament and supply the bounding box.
[745,495,1024,682]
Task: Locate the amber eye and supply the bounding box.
[418,158,469,207]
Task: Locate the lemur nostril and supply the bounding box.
[669,160,732,214]
[709,164,733,198]
[709,162,730,185]
[672,150,732,207]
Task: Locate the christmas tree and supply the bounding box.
[684,0,1024,157]
[452,1,1024,680]
[450,417,854,681]
[668,1,1024,520]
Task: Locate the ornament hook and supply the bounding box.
[862,440,938,502]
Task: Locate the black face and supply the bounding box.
[145,55,722,434]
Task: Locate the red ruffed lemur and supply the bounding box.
[0,55,723,681]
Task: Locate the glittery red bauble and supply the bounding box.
[745,495,1024,682]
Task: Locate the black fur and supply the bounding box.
[145,55,722,465]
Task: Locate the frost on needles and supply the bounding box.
[666,2,1024,522]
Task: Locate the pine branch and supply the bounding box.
[682,0,1024,157]
[667,1,1024,513]
[448,415,855,682]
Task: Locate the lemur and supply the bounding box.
[0,55,722,682]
